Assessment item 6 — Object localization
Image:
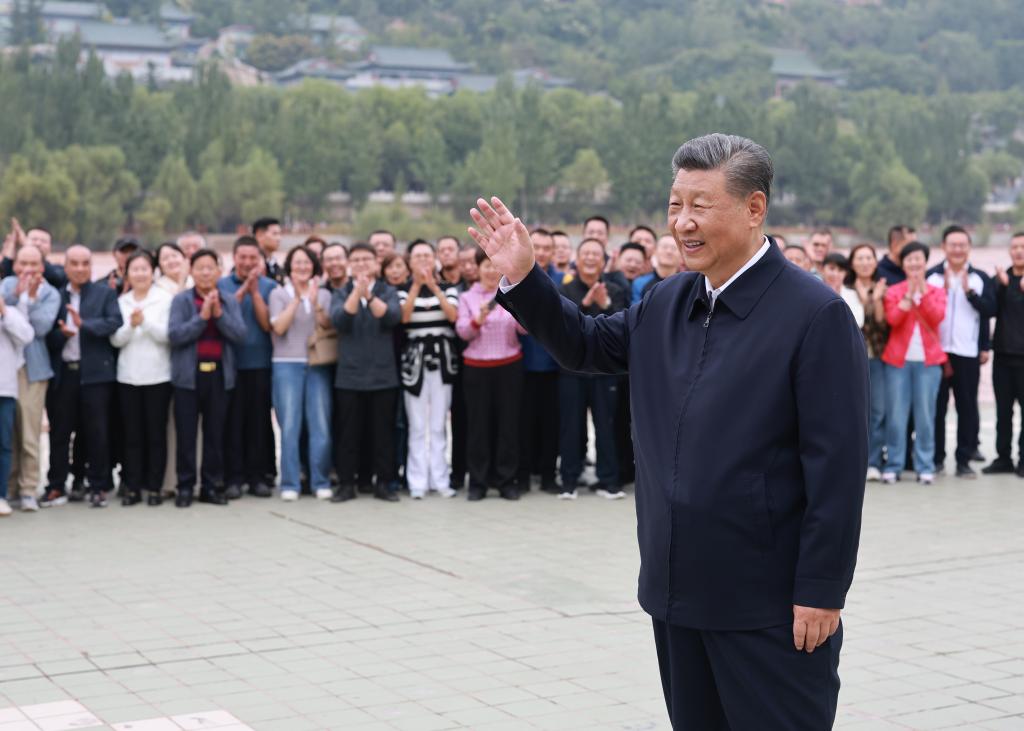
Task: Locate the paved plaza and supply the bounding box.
[1,419,1023,730]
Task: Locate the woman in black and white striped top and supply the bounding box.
[397,240,461,499]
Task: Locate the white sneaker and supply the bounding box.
[280,490,299,502]
[557,489,578,500]
[866,466,882,482]
[881,472,898,485]
[596,488,625,500]
[436,487,457,498]
[0,499,11,516]
[410,492,425,500]
[20,496,39,512]
[917,473,934,485]
[315,488,333,501]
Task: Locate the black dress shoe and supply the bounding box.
[374,485,400,502]
[970,449,985,462]
[499,487,520,501]
[175,491,193,508]
[121,492,142,507]
[955,464,977,479]
[540,480,560,494]
[982,459,1015,474]
[198,490,228,506]
[224,484,243,500]
[466,488,485,501]
[330,485,356,503]
[147,493,163,506]
[248,482,273,498]
[357,483,374,494]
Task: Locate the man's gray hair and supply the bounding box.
[671,133,773,207]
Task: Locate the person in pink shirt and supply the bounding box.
[456,248,527,501]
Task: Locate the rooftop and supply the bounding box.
[59,19,176,51]
[352,45,472,73]
[305,13,364,36]
[38,1,103,19]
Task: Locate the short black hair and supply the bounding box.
[283,246,322,277]
[114,236,140,253]
[941,224,971,244]
[583,215,609,232]
[619,242,647,258]
[784,244,808,255]
[321,242,347,258]
[347,242,376,259]
[190,248,220,267]
[26,225,51,237]
[810,227,833,239]
[437,235,460,247]
[155,241,184,262]
[1012,231,1024,240]
[845,243,879,287]
[369,229,396,244]
[125,249,155,272]
[899,241,930,265]
[252,217,280,235]
[578,237,606,252]
[474,247,489,266]
[550,230,568,238]
[530,227,552,237]
[628,225,656,240]
[887,225,907,246]
[233,235,261,254]
[822,252,849,270]
[407,238,435,256]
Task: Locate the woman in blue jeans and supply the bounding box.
[269,246,334,501]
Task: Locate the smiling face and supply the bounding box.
[617,248,645,279]
[384,256,409,286]
[322,246,347,282]
[942,231,971,270]
[583,219,608,245]
[901,250,927,280]
[654,235,682,274]
[256,224,282,254]
[127,256,154,292]
[478,257,502,290]
[233,244,262,279]
[531,232,554,269]
[64,246,92,287]
[437,237,459,268]
[822,262,845,291]
[807,233,832,266]
[409,243,436,275]
[784,246,811,271]
[26,229,52,257]
[191,254,220,292]
[370,232,396,259]
[850,246,877,280]
[349,249,377,280]
[668,167,766,287]
[13,244,43,278]
[289,249,315,285]
[159,246,186,281]
[576,240,605,280]
[553,235,573,267]
[458,248,479,282]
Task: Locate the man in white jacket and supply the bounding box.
[0,295,36,516]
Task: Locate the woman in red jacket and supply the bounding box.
[881,241,947,485]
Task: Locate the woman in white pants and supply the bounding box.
[398,240,461,499]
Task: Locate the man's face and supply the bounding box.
[553,235,572,266]
[233,245,262,278]
[531,233,554,268]
[26,229,51,257]
[322,246,347,281]
[631,228,656,253]
[114,247,137,272]
[576,242,605,279]
[617,249,645,279]
[655,236,682,273]
[583,219,608,245]
[668,168,764,284]
[178,234,204,259]
[458,249,479,282]
[369,232,396,259]
[191,255,220,291]
[13,245,42,278]
[64,246,92,286]
[256,224,282,254]
[942,232,971,270]
[1010,236,1024,269]
[784,247,812,271]
[409,244,436,274]
[437,238,459,268]
[807,233,832,265]
[349,250,377,279]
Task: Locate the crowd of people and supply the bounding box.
[1,215,1023,514]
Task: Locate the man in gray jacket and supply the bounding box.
[329,242,402,503]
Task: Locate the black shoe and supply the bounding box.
[121,491,142,507]
[224,484,243,500]
[147,493,163,506]
[69,482,87,502]
[970,449,985,462]
[982,459,1015,475]
[1017,463,1024,478]
[955,464,977,479]
[373,485,400,502]
[248,482,273,498]
[40,488,68,507]
[198,489,228,506]
[175,490,193,508]
[357,483,374,494]
[89,492,108,509]
[499,487,520,501]
[467,488,485,501]
[330,485,356,503]
[540,480,560,495]
[449,475,464,491]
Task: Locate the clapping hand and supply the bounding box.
[996,266,1009,287]
[66,305,82,329]
[468,197,534,285]
[583,282,610,309]
[475,299,494,326]
[209,289,223,318]
[130,308,144,327]
[15,271,41,299]
[199,292,215,320]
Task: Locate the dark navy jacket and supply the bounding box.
[498,242,868,630]
[46,280,122,386]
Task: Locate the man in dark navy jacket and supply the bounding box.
[470,134,868,730]
[45,245,122,508]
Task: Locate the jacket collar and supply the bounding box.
[687,239,786,321]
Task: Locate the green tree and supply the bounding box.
[0,155,78,243]
[453,117,524,208]
[150,154,198,232]
[245,35,316,73]
[849,153,928,241]
[53,145,140,246]
[135,195,173,243]
[410,123,449,205]
[10,0,45,45]
[559,148,609,206]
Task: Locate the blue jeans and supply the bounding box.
[868,358,887,470]
[884,361,942,475]
[272,362,333,491]
[0,397,14,500]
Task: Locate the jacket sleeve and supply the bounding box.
[110,300,133,348]
[884,286,909,327]
[377,285,401,330]
[167,295,207,346]
[142,297,170,344]
[497,264,630,375]
[215,296,247,344]
[26,287,60,337]
[455,294,479,341]
[968,271,997,318]
[79,288,123,337]
[792,298,869,609]
[918,286,947,328]
[330,289,354,333]
[2,302,35,347]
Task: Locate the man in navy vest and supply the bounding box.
[470,133,868,730]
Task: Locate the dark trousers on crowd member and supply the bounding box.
[334,387,398,490]
[119,383,172,495]
[935,353,981,469]
[46,364,114,495]
[463,361,523,490]
[174,368,229,494]
[559,372,619,488]
[450,370,468,489]
[225,368,272,489]
[993,355,1024,465]
[652,618,841,730]
[614,375,635,484]
[518,370,559,487]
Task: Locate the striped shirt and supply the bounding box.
[397,282,460,393]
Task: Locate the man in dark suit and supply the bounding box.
[45,245,123,508]
[470,133,868,730]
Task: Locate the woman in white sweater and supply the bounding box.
[0,297,34,516]
[111,251,173,506]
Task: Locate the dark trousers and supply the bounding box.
[614,375,635,484]
[47,365,113,494]
[463,362,522,490]
[993,357,1024,464]
[518,370,560,484]
[174,369,229,493]
[225,368,273,487]
[559,372,619,487]
[334,387,398,488]
[450,370,468,488]
[935,353,980,468]
[653,618,842,730]
[119,383,171,494]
